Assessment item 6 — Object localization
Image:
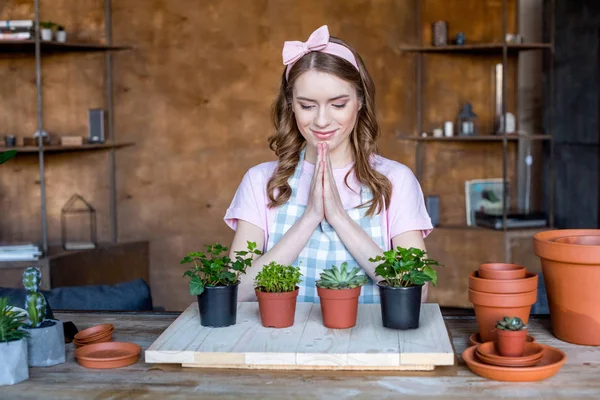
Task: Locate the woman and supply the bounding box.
[224,25,433,303]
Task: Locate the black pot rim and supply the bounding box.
[202,282,240,290]
[377,281,423,290]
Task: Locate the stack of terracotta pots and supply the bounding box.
[468,263,538,343]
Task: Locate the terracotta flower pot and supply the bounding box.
[255,287,299,328]
[478,263,527,280]
[468,289,537,342]
[533,229,600,345]
[496,329,528,357]
[317,286,361,329]
[468,271,538,294]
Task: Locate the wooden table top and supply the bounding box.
[4,309,600,399]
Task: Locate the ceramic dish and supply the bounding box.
[469,332,536,347]
[75,342,141,369]
[462,344,566,382]
[476,342,544,367]
[74,324,115,341]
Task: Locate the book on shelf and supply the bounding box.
[0,243,42,261]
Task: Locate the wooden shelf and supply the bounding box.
[434,225,551,232]
[0,142,134,154]
[0,40,131,54]
[397,134,552,142]
[399,43,552,55]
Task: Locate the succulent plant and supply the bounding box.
[0,297,29,343]
[316,262,369,289]
[23,267,47,328]
[496,316,528,331]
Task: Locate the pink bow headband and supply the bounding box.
[282,25,359,81]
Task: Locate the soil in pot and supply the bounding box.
[534,229,600,345]
[197,284,239,327]
[478,263,527,280]
[496,329,528,357]
[256,287,299,328]
[24,319,66,367]
[378,282,422,330]
[468,289,537,342]
[317,286,361,329]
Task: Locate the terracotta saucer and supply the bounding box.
[74,324,114,341]
[469,332,535,346]
[76,329,113,343]
[75,342,141,369]
[74,334,113,348]
[477,341,544,363]
[462,344,566,382]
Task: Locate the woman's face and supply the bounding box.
[292,70,361,157]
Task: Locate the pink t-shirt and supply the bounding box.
[224,155,433,251]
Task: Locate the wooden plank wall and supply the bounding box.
[0,0,522,310]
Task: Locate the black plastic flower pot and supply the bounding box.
[196,283,239,327]
[377,282,422,329]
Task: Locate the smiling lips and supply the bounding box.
[312,129,336,140]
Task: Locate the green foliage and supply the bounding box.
[0,297,29,343]
[496,316,528,331]
[181,241,262,296]
[369,246,442,288]
[254,262,302,293]
[39,21,56,29]
[23,267,47,328]
[316,262,369,289]
[0,150,17,165]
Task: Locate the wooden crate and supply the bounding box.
[145,302,455,371]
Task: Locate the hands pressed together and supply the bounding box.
[304,143,348,227]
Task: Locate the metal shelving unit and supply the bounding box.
[2,0,132,254]
[402,0,555,232]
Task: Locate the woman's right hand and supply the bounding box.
[303,143,325,225]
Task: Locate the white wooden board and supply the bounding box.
[145,302,455,371]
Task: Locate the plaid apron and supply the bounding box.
[266,150,385,303]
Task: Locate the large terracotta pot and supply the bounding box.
[468,289,537,342]
[469,271,538,294]
[256,288,299,328]
[317,286,361,329]
[533,229,600,345]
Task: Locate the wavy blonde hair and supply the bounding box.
[266,36,391,217]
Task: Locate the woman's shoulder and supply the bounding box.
[245,160,278,181]
[371,154,417,184]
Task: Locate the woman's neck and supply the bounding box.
[304,141,354,168]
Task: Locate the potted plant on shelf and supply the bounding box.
[21,267,66,367]
[39,22,55,41]
[370,246,442,329]
[254,261,302,328]
[495,316,528,357]
[316,262,368,329]
[55,25,67,42]
[0,150,17,165]
[181,241,262,327]
[0,297,29,386]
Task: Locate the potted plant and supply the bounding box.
[181,241,262,327]
[39,22,55,41]
[495,316,528,357]
[0,297,29,386]
[316,262,368,329]
[370,246,442,329]
[55,25,67,42]
[21,267,66,367]
[254,261,302,328]
[0,150,17,165]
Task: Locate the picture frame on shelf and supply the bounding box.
[464,178,510,226]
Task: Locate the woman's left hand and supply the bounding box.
[322,143,348,225]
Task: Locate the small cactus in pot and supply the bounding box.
[495,316,529,357]
[316,262,369,329]
[21,267,65,367]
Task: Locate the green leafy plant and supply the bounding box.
[0,297,29,343]
[181,241,262,296]
[23,267,47,328]
[39,21,56,30]
[316,262,369,289]
[369,246,442,288]
[496,316,528,331]
[254,262,302,293]
[0,150,17,165]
